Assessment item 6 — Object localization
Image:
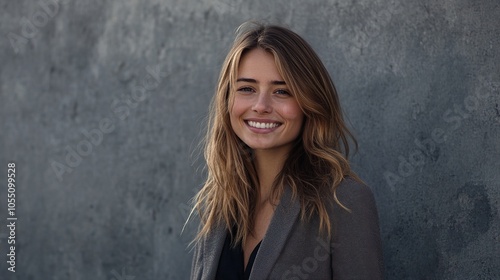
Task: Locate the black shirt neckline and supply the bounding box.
[215,227,262,280]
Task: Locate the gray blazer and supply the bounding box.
[191,178,384,279]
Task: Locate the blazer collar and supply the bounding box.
[202,186,300,280]
[251,186,300,280]
[202,221,226,280]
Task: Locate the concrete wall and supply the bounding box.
[1,0,499,279]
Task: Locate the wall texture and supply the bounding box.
[1,0,499,279]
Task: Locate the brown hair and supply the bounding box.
[190,22,358,246]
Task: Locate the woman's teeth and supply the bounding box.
[247,121,280,129]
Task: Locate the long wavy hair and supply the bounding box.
[191,22,359,246]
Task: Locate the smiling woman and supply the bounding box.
[190,22,384,280]
[230,48,304,154]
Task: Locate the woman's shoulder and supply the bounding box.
[331,176,378,212]
[327,177,384,278]
[336,176,374,195]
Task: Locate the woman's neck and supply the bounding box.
[253,147,289,204]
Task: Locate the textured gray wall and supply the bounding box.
[1,0,499,279]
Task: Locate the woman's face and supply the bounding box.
[229,48,304,154]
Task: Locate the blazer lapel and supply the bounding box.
[201,222,226,280]
[250,187,300,280]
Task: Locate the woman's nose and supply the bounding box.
[251,92,272,114]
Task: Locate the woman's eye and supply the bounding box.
[275,89,291,96]
[237,87,254,93]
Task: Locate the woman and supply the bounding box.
[190,22,383,280]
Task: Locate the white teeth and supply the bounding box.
[248,121,280,129]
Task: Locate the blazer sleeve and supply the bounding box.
[330,178,384,279]
[190,237,203,280]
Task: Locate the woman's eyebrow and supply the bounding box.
[236,78,257,83]
[236,78,286,85]
[271,80,286,85]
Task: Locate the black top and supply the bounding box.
[215,229,262,280]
